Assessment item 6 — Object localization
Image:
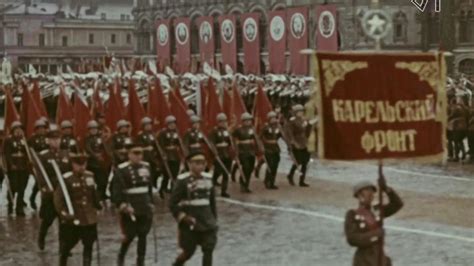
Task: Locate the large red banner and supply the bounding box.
[316,52,447,161]
[241,13,261,75]
[156,19,171,71]
[315,5,338,51]
[174,17,191,73]
[268,11,287,74]
[197,16,215,69]
[219,15,237,72]
[287,7,309,75]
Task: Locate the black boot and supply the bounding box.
[83,255,92,266]
[287,165,297,186]
[117,242,129,266]
[7,203,13,216]
[299,175,309,187]
[59,254,68,266]
[136,256,145,266]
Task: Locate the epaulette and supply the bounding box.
[290,116,296,121]
[178,172,190,180]
[39,150,49,155]
[140,161,150,166]
[202,172,212,179]
[118,161,130,169]
[63,172,73,179]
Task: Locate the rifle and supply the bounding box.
[30,148,54,192]
[51,160,76,221]
[154,139,173,182]
[202,134,231,177]
[277,123,299,167]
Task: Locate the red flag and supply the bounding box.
[56,87,74,125]
[73,93,91,144]
[169,90,190,136]
[204,78,222,133]
[4,89,20,134]
[91,84,104,118]
[197,17,215,68]
[156,19,171,70]
[241,13,261,74]
[127,80,146,137]
[222,88,232,124]
[23,90,43,138]
[105,85,125,132]
[174,18,191,73]
[253,84,273,132]
[288,7,309,75]
[174,86,188,110]
[32,81,48,117]
[230,84,247,128]
[315,5,338,51]
[268,11,287,74]
[200,83,208,118]
[218,15,237,72]
[148,80,171,130]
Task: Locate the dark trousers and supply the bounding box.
[239,155,255,190]
[118,213,152,264]
[30,181,39,204]
[468,131,474,159]
[453,130,466,160]
[160,160,180,193]
[264,152,280,187]
[447,130,454,158]
[6,170,29,212]
[59,223,97,266]
[39,196,57,243]
[88,165,108,200]
[288,148,310,183]
[212,157,232,195]
[174,228,217,266]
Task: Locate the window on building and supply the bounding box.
[101,13,106,20]
[126,33,132,44]
[89,34,94,44]
[18,33,23,47]
[459,59,474,76]
[62,36,68,47]
[393,11,408,43]
[460,10,474,43]
[39,33,45,47]
[111,34,116,44]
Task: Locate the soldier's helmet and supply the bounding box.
[292,104,304,112]
[35,119,47,129]
[352,181,377,198]
[241,112,253,121]
[190,115,201,123]
[116,119,130,129]
[11,121,22,130]
[217,113,227,122]
[61,120,73,129]
[186,109,195,117]
[87,120,99,129]
[267,111,277,119]
[166,115,177,124]
[141,117,152,125]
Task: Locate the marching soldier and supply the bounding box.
[3,121,29,216]
[287,104,312,187]
[467,107,474,162]
[54,153,102,266]
[135,117,160,187]
[85,120,109,201]
[59,120,79,153]
[208,113,232,197]
[232,113,258,193]
[29,119,50,210]
[344,176,403,266]
[111,143,154,266]
[183,115,207,156]
[260,111,282,189]
[112,120,133,166]
[37,127,71,250]
[157,115,182,196]
[169,151,218,266]
[96,113,112,141]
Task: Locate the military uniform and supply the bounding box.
[54,170,101,266]
[111,160,153,266]
[232,125,257,192]
[169,171,218,266]
[60,134,79,153]
[208,126,232,196]
[260,122,282,189]
[29,132,50,208]
[136,131,160,186]
[344,187,403,266]
[467,108,474,162]
[287,115,312,186]
[112,133,133,165]
[157,128,182,194]
[85,132,109,200]
[183,128,206,155]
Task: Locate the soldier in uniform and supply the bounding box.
[183,115,208,156]
[287,104,312,187]
[112,120,133,166]
[467,107,474,162]
[54,153,102,266]
[37,126,71,250]
[157,116,183,196]
[344,176,403,266]
[208,113,232,197]
[85,120,109,201]
[111,143,154,266]
[232,113,258,193]
[3,122,29,216]
[29,119,50,210]
[60,120,79,153]
[260,111,282,189]
[169,151,218,266]
[135,117,160,187]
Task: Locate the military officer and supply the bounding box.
[208,113,232,197]
[344,176,403,266]
[37,126,71,250]
[29,119,50,210]
[260,111,282,189]
[112,120,133,166]
[54,153,102,266]
[169,151,218,266]
[60,120,79,153]
[111,143,154,266]
[85,120,109,200]
[3,122,29,216]
[232,113,258,193]
[135,117,160,187]
[287,104,312,187]
[157,116,183,196]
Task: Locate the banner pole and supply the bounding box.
[377,160,385,266]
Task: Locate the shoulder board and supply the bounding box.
[202,172,212,179]
[118,161,130,169]
[290,117,296,121]
[178,172,190,180]
[39,150,49,155]
[63,172,73,179]
[140,161,150,166]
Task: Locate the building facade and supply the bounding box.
[133,0,474,75]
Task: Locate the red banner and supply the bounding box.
[287,7,309,75]
[316,52,447,161]
[174,18,191,73]
[241,13,261,75]
[268,11,287,74]
[218,15,237,72]
[156,19,171,70]
[197,16,215,69]
[315,5,338,51]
